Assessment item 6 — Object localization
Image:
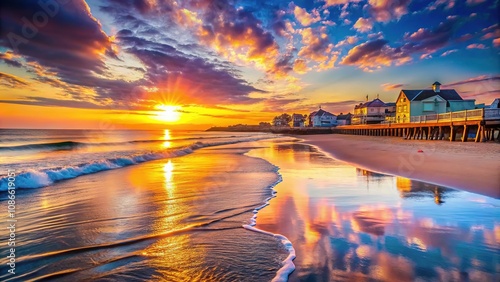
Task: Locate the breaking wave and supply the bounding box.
[0,136,271,191]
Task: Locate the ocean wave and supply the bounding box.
[0,135,243,152]
[0,136,273,191]
[242,170,296,282]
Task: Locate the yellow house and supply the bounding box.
[396,82,475,123]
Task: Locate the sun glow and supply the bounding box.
[155,105,181,122]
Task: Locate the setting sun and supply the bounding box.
[155,105,181,122]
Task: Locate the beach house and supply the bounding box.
[336,113,352,125]
[292,113,306,127]
[308,107,337,127]
[352,98,395,124]
[395,82,476,123]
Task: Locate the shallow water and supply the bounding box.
[248,142,500,282]
[0,131,498,281]
[0,144,287,281]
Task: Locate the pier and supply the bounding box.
[333,108,500,142]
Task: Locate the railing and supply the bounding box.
[408,109,489,124]
[484,108,500,120]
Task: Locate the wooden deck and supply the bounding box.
[334,108,500,142]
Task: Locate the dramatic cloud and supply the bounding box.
[0,0,116,81]
[342,17,462,71]
[0,0,498,116]
[401,17,458,57]
[0,96,109,109]
[324,0,361,7]
[0,52,23,68]
[293,59,308,74]
[0,72,29,87]
[0,0,274,109]
[118,35,265,105]
[297,27,337,70]
[368,0,411,22]
[381,83,405,91]
[353,18,373,33]
[293,6,321,27]
[340,39,411,71]
[106,0,163,14]
[336,36,359,47]
[480,24,500,47]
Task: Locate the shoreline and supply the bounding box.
[298,134,500,198]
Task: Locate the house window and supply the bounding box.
[398,106,402,112]
[403,105,407,112]
[423,103,434,111]
[403,98,407,102]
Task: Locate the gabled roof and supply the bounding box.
[400,90,421,100]
[357,98,388,108]
[400,89,463,102]
[310,108,335,117]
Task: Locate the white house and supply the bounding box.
[308,107,337,127]
[352,98,394,124]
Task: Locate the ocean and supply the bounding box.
[0,129,498,281]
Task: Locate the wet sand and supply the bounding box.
[300,134,500,198]
[248,141,499,281]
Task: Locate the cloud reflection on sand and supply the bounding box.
[248,142,499,281]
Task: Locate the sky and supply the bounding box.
[0,0,499,129]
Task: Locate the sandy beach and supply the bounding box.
[300,134,500,198]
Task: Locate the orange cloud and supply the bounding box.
[353,18,373,33]
[368,0,411,22]
[298,27,333,63]
[494,38,500,47]
[341,39,411,71]
[324,0,361,7]
[467,43,487,49]
[293,6,321,27]
[293,59,308,74]
[0,72,29,87]
[381,83,405,91]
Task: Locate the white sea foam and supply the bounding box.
[0,137,273,191]
[242,172,296,282]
